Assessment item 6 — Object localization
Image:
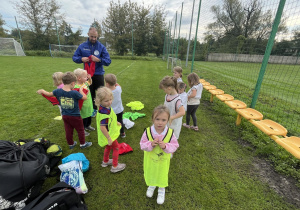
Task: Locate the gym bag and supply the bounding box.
[0,140,50,210]
[22,182,87,210]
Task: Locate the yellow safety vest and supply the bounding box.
[143,127,173,188]
[96,108,121,147]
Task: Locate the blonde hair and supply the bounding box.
[152,105,170,121]
[62,72,77,85]
[104,73,117,86]
[52,72,63,87]
[187,73,200,87]
[95,87,113,107]
[177,82,186,91]
[159,76,178,92]
[74,68,87,77]
[173,66,182,77]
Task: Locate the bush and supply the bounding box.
[25,50,51,57]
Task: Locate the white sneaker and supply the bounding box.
[157,188,165,204]
[110,163,126,173]
[146,186,156,198]
[101,159,113,167]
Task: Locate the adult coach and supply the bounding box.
[73,27,111,116]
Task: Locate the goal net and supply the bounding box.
[0,38,25,56]
[49,44,78,58]
[167,57,181,70]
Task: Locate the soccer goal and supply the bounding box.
[0,38,25,56]
[167,57,181,70]
[49,44,78,58]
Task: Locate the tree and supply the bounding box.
[15,0,63,50]
[0,14,7,37]
[59,20,82,45]
[91,20,102,37]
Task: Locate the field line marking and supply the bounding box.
[116,61,136,76]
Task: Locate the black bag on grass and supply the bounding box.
[23,182,87,210]
[0,140,50,210]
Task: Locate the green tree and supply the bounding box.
[0,14,8,37]
[91,19,102,37]
[15,0,63,50]
[102,0,136,55]
[59,20,82,45]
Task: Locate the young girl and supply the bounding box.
[177,82,188,111]
[140,105,179,205]
[104,73,125,138]
[173,66,183,83]
[159,76,185,139]
[52,72,64,119]
[95,87,126,173]
[74,68,94,136]
[183,73,203,131]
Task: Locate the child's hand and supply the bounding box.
[108,138,113,146]
[117,122,121,126]
[87,74,91,79]
[158,140,166,149]
[151,138,159,147]
[36,89,44,95]
[169,117,174,125]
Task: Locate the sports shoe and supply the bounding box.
[120,132,126,138]
[101,159,113,167]
[80,141,92,149]
[85,126,95,131]
[182,123,191,129]
[157,188,165,205]
[84,130,90,136]
[69,141,77,149]
[110,163,126,173]
[91,109,97,117]
[146,186,156,198]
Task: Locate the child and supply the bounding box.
[104,73,126,138]
[183,72,203,131]
[159,76,185,139]
[95,87,126,173]
[173,66,183,83]
[52,72,64,118]
[178,82,187,111]
[140,105,179,205]
[74,68,95,137]
[37,72,92,149]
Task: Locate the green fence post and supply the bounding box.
[191,0,202,72]
[250,0,286,108]
[186,0,196,67]
[163,30,166,59]
[167,21,171,69]
[132,20,134,57]
[176,2,184,60]
[54,17,61,51]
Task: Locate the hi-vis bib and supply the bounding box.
[143,127,173,188]
[96,108,121,147]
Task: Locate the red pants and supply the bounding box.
[62,115,85,145]
[103,140,119,167]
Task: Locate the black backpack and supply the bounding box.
[23,182,87,210]
[0,140,50,209]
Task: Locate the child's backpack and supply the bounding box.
[22,182,87,210]
[0,140,50,210]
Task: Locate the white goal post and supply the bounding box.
[49,44,78,58]
[167,56,181,70]
[0,38,25,56]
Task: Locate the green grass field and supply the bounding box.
[0,56,299,209]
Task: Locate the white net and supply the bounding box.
[49,44,78,58]
[167,57,181,70]
[0,38,25,56]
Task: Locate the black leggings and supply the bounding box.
[186,104,199,126]
[116,112,125,134]
[83,117,91,128]
[90,75,104,110]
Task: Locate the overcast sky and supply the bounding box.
[0,0,185,35]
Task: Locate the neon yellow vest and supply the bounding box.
[74,83,93,119]
[143,127,173,188]
[96,108,121,147]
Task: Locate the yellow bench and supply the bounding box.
[203,85,217,90]
[216,94,234,102]
[251,119,287,136]
[201,82,210,86]
[271,136,300,159]
[225,100,247,109]
[199,79,206,83]
[235,108,263,126]
[208,89,224,102]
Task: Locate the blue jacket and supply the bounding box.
[72,39,111,75]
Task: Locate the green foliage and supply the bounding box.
[0,57,299,208]
[25,50,51,56]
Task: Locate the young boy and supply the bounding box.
[104,73,126,138]
[74,68,95,137]
[37,72,92,149]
